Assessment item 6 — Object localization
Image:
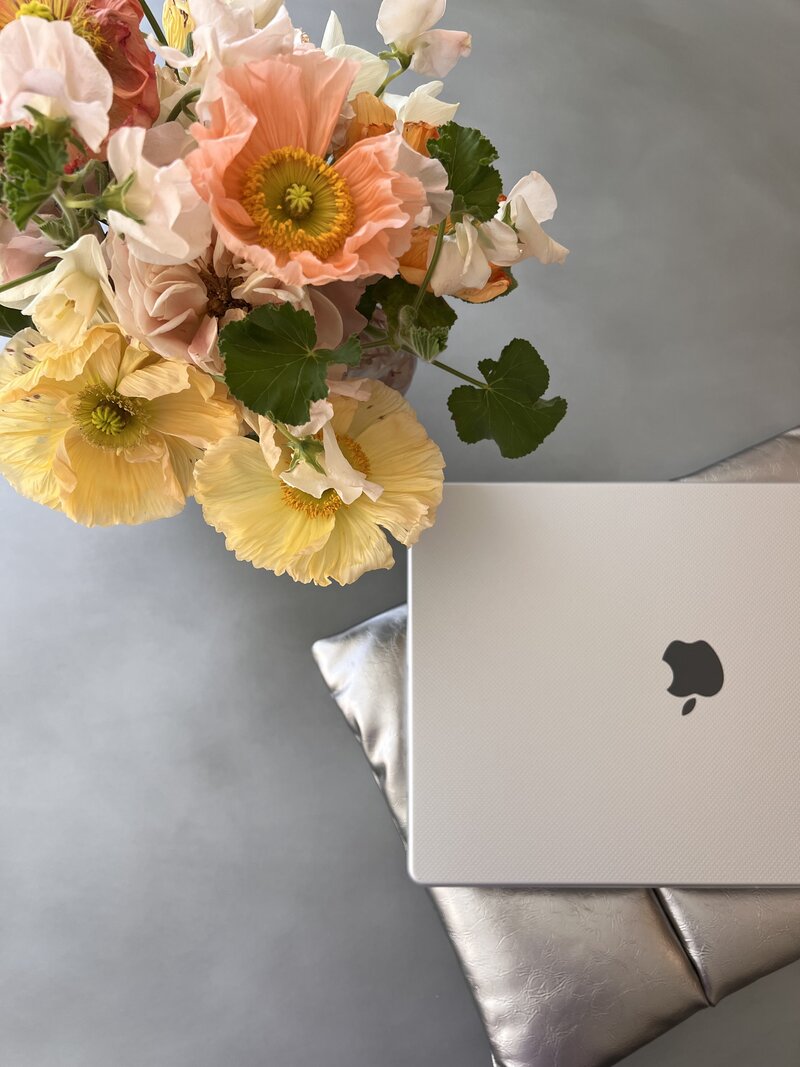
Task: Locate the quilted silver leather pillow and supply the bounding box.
[312,429,800,1067]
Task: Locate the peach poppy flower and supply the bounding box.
[186,50,432,287]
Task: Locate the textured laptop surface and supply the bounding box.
[408,483,800,886]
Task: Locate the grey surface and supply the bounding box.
[1,0,800,1063]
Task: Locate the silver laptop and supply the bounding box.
[408,483,800,886]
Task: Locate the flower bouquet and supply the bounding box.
[0,0,568,585]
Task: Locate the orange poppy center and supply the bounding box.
[240,146,356,262]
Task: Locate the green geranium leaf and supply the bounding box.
[0,304,33,339]
[447,338,567,459]
[358,276,456,360]
[219,302,361,425]
[428,123,503,223]
[0,115,70,229]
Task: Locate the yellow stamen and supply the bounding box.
[14,1,54,19]
[74,385,149,451]
[6,0,105,51]
[240,146,355,261]
[281,485,343,518]
[90,403,128,437]
[338,435,371,480]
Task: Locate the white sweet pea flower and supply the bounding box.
[150,0,294,115]
[281,420,383,505]
[396,139,452,227]
[430,216,520,297]
[383,81,459,126]
[106,124,212,266]
[235,0,285,28]
[0,17,112,151]
[321,11,389,97]
[500,172,569,265]
[19,235,115,346]
[250,387,383,506]
[376,0,471,77]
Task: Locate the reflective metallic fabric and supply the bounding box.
[311,428,800,1067]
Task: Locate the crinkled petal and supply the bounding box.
[194,435,335,572]
[0,388,71,510]
[54,427,187,526]
[0,325,116,405]
[287,502,394,586]
[117,360,192,400]
[355,410,444,544]
[147,370,241,447]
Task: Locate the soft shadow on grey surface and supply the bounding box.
[0,485,490,1067]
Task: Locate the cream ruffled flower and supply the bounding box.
[0,17,113,151]
[106,123,212,266]
[0,324,240,525]
[107,232,368,375]
[194,380,444,585]
[14,235,116,346]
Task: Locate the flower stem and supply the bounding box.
[430,359,486,389]
[412,219,446,313]
[140,0,167,45]
[0,262,56,296]
[166,87,201,123]
[375,49,412,97]
[359,334,392,351]
[53,192,81,245]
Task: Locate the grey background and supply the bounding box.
[1,0,800,1063]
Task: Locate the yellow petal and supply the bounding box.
[339,378,413,439]
[287,503,395,586]
[165,436,200,500]
[355,410,444,544]
[117,359,191,400]
[55,428,187,526]
[0,324,119,404]
[194,437,335,573]
[0,390,71,510]
[148,370,240,447]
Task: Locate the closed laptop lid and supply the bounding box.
[408,483,800,886]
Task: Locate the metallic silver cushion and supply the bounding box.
[312,430,800,1067]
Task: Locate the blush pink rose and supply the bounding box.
[108,234,367,373]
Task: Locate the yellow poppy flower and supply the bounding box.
[194,380,445,586]
[0,324,240,526]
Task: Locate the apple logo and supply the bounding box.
[662,640,724,715]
